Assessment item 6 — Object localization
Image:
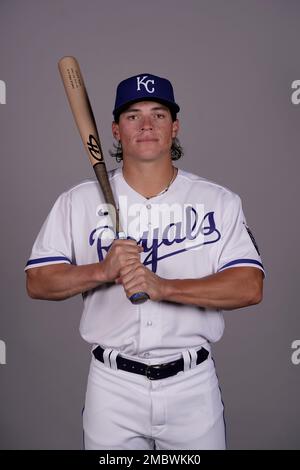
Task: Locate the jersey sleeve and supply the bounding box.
[216,193,265,277]
[24,190,75,271]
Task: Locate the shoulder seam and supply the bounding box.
[66,180,98,194]
[178,172,236,196]
[65,169,121,195]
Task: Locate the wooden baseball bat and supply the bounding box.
[58,56,149,305]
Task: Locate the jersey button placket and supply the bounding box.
[138,203,157,358]
[146,203,152,229]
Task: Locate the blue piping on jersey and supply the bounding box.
[25,256,72,267]
[218,259,264,271]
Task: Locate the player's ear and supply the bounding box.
[112,121,120,140]
[172,119,179,139]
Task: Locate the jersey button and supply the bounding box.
[143,352,150,358]
[146,204,151,210]
[146,320,152,326]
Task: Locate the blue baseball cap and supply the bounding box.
[113,73,180,121]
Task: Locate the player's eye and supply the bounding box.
[155,113,166,119]
[127,114,139,120]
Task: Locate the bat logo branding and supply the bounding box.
[87,134,103,161]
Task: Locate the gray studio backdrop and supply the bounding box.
[0,0,299,449]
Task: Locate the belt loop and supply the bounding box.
[188,348,197,369]
[182,350,191,371]
[103,348,114,368]
[109,350,119,370]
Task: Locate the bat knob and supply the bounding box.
[129,292,150,305]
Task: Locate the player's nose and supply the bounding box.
[140,114,153,130]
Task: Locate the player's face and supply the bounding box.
[112,101,179,162]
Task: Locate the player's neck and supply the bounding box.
[122,161,177,199]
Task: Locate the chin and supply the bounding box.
[127,146,169,162]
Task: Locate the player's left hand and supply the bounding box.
[115,261,167,302]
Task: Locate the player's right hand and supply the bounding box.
[101,239,143,283]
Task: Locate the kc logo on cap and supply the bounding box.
[136,75,155,94]
[113,73,180,120]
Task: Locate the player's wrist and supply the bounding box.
[160,279,181,302]
[160,278,174,301]
[93,261,110,284]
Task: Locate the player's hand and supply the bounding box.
[115,261,168,302]
[101,239,143,283]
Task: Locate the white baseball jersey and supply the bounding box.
[25,167,265,362]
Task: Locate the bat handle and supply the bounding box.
[117,232,149,305]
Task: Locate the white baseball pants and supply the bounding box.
[83,346,226,450]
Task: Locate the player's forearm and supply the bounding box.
[26,262,108,301]
[162,267,263,310]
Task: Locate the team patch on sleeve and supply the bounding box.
[243,222,261,256]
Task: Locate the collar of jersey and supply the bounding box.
[115,167,181,202]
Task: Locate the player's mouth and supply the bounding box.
[136,137,159,142]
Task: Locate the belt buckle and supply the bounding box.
[145,361,171,381]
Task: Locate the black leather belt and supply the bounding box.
[92,345,209,380]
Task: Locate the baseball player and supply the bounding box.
[25,73,265,450]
